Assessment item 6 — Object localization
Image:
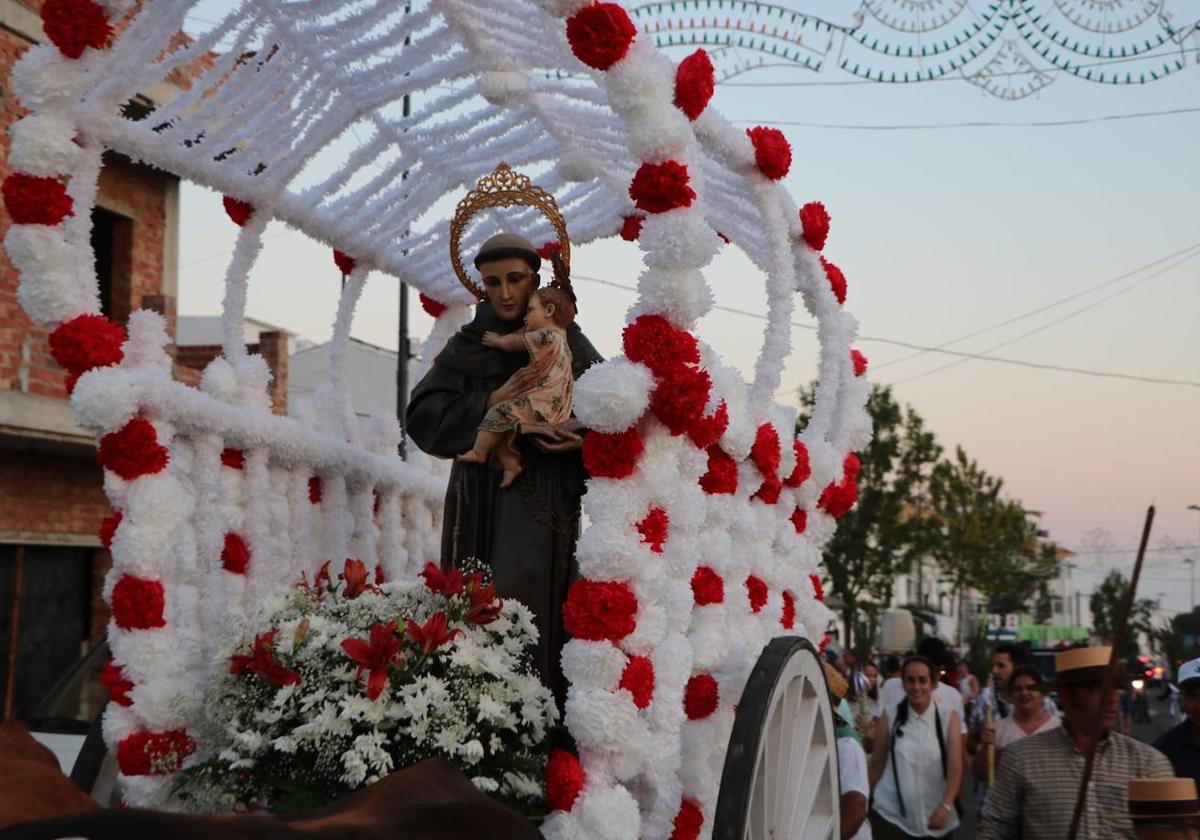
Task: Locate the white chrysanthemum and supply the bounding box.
[8,113,80,176]
[573,358,654,434]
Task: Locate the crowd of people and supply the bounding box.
[824,639,1200,840]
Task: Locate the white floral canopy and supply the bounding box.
[5,0,870,836]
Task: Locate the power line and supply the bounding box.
[873,240,1200,371]
[571,273,1200,390]
[888,246,1200,385]
[732,105,1200,130]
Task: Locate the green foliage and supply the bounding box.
[1089,570,1155,659]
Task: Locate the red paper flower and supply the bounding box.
[100,661,133,706]
[537,241,562,260]
[851,349,868,377]
[333,249,356,275]
[230,629,301,687]
[687,400,728,450]
[629,161,696,214]
[308,476,322,504]
[562,579,638,642]
[544,749,585,812]
[784,440,811,487]
[817,455,860,519]
[620,655,655,709]
[111,575,165,630]
[674,48,714,121]
[750,423,780,477]
[811,573,825,601]
[745,126,792,180]
[99,510,122,551]
[670,799,704,840]
[582,428,643,479]
[698,445,737,495]
[650,365,711,436]
[465,573,503,626]
[49,314,125,375]
[566,2,636,70]
[820,256,847,305]
[844,453,861,479]
[819,633,831,654]
[340,558,373,598]
[745,575,768,613]
[221,533,250,575]
[684,673,719,720]
[420,562,464,597]
[2,174,74,225]
[419,293,447,318]
[799,201,830,251]
[752,474,782,505]
[41,0,112,59]
[220,448,245,469]
[619,214,644,242]
[790,507,807,534]
[691,566,724,605]
[117,730,195,776]
[374,564,387,585]
[781,590,796,630]
[636,506,669,553]
[222,195,254,226]
[405,611,460,656]
[622,314,700,376]
[97,417,169,480]
[342,620,404,700]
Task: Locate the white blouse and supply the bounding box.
[872,703,960,837]
[994,713,1060,749]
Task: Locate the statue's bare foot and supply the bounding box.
[499,465,523,488]
[457,449,486,464]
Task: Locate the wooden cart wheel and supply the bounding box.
[713,636,840,840]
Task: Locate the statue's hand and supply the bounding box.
[523,420,584,453]
[487,366,539,409]
[482,330,502,348]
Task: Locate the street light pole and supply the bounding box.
[1185,558,1196,611]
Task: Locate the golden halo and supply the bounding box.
[449,162,571,300]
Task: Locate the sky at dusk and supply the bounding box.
[177,6,1200,616]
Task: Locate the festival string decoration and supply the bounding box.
[5,0,870,835]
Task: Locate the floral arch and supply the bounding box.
[4,0,870,837]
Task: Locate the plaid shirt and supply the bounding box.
[977,726,1173,840]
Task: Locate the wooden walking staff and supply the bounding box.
[1066,505,1155,840]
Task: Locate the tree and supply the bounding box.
[1089,570,1154,659]
[799,384,942,659]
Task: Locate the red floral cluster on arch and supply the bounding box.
[670,799,705,840]
[117,730,195,776]
[222,533,250,575]
[811,573,825,601]
[562,579,638,642]
[544,749,585,812]
[419,293,447,318]
[41,0,112,59]
[308,476,323,504]
[750,423,782,503]
[629,161,696,214]
[851,349,868,377]
[745,575,768,613]
[100,661,134,706]
[623,315,699,376]
[2,174,74,225]
[537,241,562,261]
[699,445,737,495]
[333,249,356,275]
[111,574,166,630]
[781,590,796,629]
[220,448,245,469]
[817,453,860,519]
[745,126,792,180]
[97,417,169,480]
[688,400,728,449]
[784,440,811,487]
[49,314,125,390]
[651,364,711,436]
[674,48,714,121]
[222,195,255,226]
[790,508,807,535]
[799,201,830,251]
[99,510,122,550]
[636,506,669,553]
[691,566,724,605]
[620,655,655,709]
[566,3,636,70]
[582,428,643,479]
[619,214,644,241]
[820,256,847,305]
[684,673,719,720]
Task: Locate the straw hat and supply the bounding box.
[1108,778,1200,821]
[1055,646,1118,684]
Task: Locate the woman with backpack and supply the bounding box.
[868,655,963,839]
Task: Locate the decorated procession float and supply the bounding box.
[4,0,871,837]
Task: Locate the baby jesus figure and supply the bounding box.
[457,287,576,487]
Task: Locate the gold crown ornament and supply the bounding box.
[449,162,571,300]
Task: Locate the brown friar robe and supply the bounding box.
[405,301,602,709]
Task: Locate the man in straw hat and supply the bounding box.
[1110,778,1200,840]
[978,646,1173,839]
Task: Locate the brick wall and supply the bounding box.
[0,449,110,539]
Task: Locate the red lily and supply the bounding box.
[405,611,461,655]
[420,562,464,597]
[340,620,403,701]
[465,573,503,625]
[230,630,301,687]
[340,558,375,599]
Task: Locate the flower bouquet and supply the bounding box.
[172,560,557,815]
